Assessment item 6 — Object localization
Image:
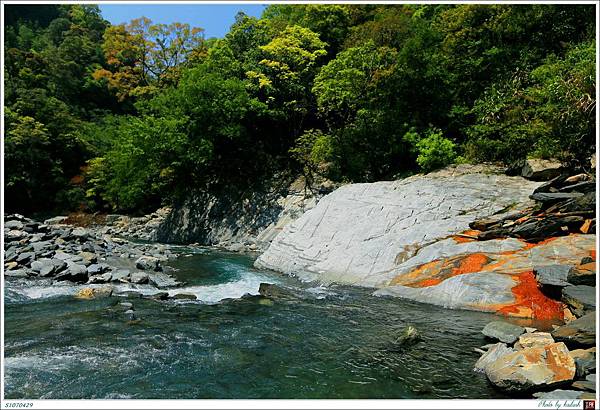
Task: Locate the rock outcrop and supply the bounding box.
[256,164,596,318]
[473,320,595,397]
[3,214,181,288]
[484,342,576,393]
[154,176,335,251]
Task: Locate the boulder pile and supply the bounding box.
[472,169,595,242]
[474,319,596,398]
[100,207,171,241]
[3,213,182,288]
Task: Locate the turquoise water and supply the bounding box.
[4,249,522,399]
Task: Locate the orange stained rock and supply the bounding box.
[453,229,481,243]
[544,343,576,382]
[412,278,443,287]
[498,271,564,321]
[406,253,491,288]
[390,260,443,286]
[452,253,490,275]
[580,219,593,234]
[590,249,596,260]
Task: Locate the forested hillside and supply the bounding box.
[4,4,596,215]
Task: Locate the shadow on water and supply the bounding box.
[4,250,531,399]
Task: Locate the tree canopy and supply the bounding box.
[3,4,596,215]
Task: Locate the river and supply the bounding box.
[4,247,539,399]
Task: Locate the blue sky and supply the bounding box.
[99,4,267,38]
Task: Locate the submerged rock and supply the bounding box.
[391,325,421,349]
[258,283,299,300]
[74,286,113,299]
[484,342,575,393]
[172,293,197,300]
[482,321,525,344]
[124,309,136,321]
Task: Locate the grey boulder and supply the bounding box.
[130,271,149,284]
[552,312,596,347]
[135,256,162,271]
[534,265,572,287]
[474,343,514,373]
[562,286,596,317]
[482,321,525,344]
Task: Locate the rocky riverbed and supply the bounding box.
[3,160,597,399]
[3,214,211,307]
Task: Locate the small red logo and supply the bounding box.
[584,400,596,410]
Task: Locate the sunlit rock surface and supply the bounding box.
[256,165,596,318]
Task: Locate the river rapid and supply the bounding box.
[4,247,551,399]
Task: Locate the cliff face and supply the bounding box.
[255,164,595,318]
[154,177,334,252]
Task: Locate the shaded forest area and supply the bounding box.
[4,4,596,215]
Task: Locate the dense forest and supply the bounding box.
[4,4,596,215]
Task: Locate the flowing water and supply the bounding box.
[4,248,546,399]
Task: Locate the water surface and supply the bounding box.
[4,249,533,399]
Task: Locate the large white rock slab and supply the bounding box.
[256,165,540,287]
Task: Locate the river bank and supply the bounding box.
[3,162,597,399]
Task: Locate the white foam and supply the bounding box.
[13,284,80,300]
[168,272,277,304]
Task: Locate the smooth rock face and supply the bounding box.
[155,177,328,251]
[474,343,514,373]
[257,165,540,287]
[256,165,597,317]
[484,342,576,392]
[552,313,596,347]
[482,321,525,344]
[535,265,572,287]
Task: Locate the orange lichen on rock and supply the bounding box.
[402,253,491,288]
[590,249,596,260]
[390,260,443,286]
[412,278,443,287]
[452,253,490,275]
[498,271,564,321]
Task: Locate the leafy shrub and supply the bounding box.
[404,128,457,173]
